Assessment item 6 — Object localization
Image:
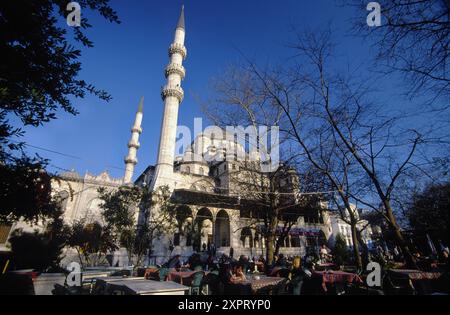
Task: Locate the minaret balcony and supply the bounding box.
[125,156,138,165]
[131,126,143,134]
[169,43,187,60]
[161,85,184,102]
[128,141,141,149]
[165,63,186,80]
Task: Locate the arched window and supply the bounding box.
[215,210,230,247]
[199,167,204,176]
[241,227,253,248]
[185,166,190,174]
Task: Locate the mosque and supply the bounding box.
[1,6,336,266]
[131,6,333,263]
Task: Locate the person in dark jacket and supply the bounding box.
[289,256,310,295]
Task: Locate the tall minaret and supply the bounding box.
[124,97,144,185]
[152,6,187,189]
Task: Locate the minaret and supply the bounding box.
[152,6,187,189]
[124,97,144,185]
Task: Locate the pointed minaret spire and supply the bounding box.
[124,97,144,185]
[137,96,144,113]
[151,5,187,190]
[177,5,185,30]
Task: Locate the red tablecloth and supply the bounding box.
[313,271,363,292]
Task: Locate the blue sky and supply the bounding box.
[19,0,411,180]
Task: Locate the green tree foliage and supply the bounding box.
[0,158,53,224]
[67,220,117,267]
[0,0,120,224]
[333,233,350,267]
[98,185,178,267]
[0,1,120,156]
[8,206,69,272]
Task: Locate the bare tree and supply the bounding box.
[205,63,369,269]
[202,71,328,266]
[343,0,450,100]
[207,26,450,269]
[270,29,439,268]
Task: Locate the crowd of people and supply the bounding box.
[159,245,326,295]
[157,238,450,295]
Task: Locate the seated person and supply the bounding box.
[258,255,266,264]
[320,244,332,262]
[187,253,203,271]
[230,263,247,283]
[274,254,287,268]
[441,249,449,271]
[289,256,309,295]
[164,255,182,269]
[238,255,250,274]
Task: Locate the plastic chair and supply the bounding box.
[189,271,205,295]
[158,267,170,281]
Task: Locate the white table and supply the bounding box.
[106,279,189,295]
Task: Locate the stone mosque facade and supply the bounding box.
[134,7,333,264]
[2,7,335,266]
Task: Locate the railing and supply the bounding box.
[161,84,184,102]
[128,141,140,149]
[165,63,186,79]
[169,43,187,60]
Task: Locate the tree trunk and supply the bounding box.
[76,248,84,268]
[274,236,283,258]
[356,229,369,267]
[266,233,275,267]
[342,199,363,271]
[266,195,279,267]
[386,206,417,269]
[350,223,363,271]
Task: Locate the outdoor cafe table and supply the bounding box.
[388,269,444,281]
[387,269,445,295]
[106,279,189,295]
[312,270,363,292]
[92,276,144,294]
[233,276,286,295]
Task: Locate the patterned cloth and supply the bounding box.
[313,271,363,292]
[388,269,444,281]
[235,276,286,294]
